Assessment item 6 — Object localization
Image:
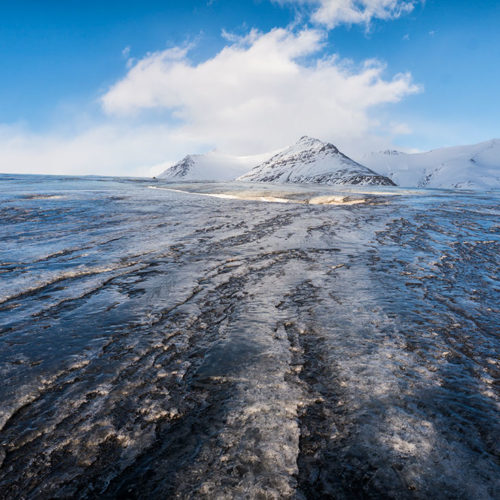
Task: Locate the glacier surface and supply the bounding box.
[0,174,498,498]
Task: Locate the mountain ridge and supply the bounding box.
[158,137,500,190]
[361,138,500,189]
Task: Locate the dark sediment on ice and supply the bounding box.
[0,177,499,498]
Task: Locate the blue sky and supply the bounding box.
[0,0,499,175]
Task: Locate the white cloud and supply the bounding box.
[102,28,420,156]
[276,0,418,29]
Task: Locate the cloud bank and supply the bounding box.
[0,123,193,177]
[102,28,419,156]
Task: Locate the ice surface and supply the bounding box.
[0,174,498,498]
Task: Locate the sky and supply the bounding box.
[0,0,499,176]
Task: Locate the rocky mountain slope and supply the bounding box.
[237,136,395,186]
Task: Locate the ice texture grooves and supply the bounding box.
[0,174,499,499]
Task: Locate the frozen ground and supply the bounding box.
[0,175,499,498]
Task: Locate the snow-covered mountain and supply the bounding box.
[158,137,500,190]
[361,139,500,189]
[237,136,395,186]
[158,150,268,181]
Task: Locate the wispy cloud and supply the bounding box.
[275,0,419,29]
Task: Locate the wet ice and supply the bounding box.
[0,174,498,498]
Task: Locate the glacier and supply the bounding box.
[0,174,498,498]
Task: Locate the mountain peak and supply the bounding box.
[297,135,321,143]
[159,151,262,181]
[295,136,325,147]
[291,136,342,155]
[238,137,394,185]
